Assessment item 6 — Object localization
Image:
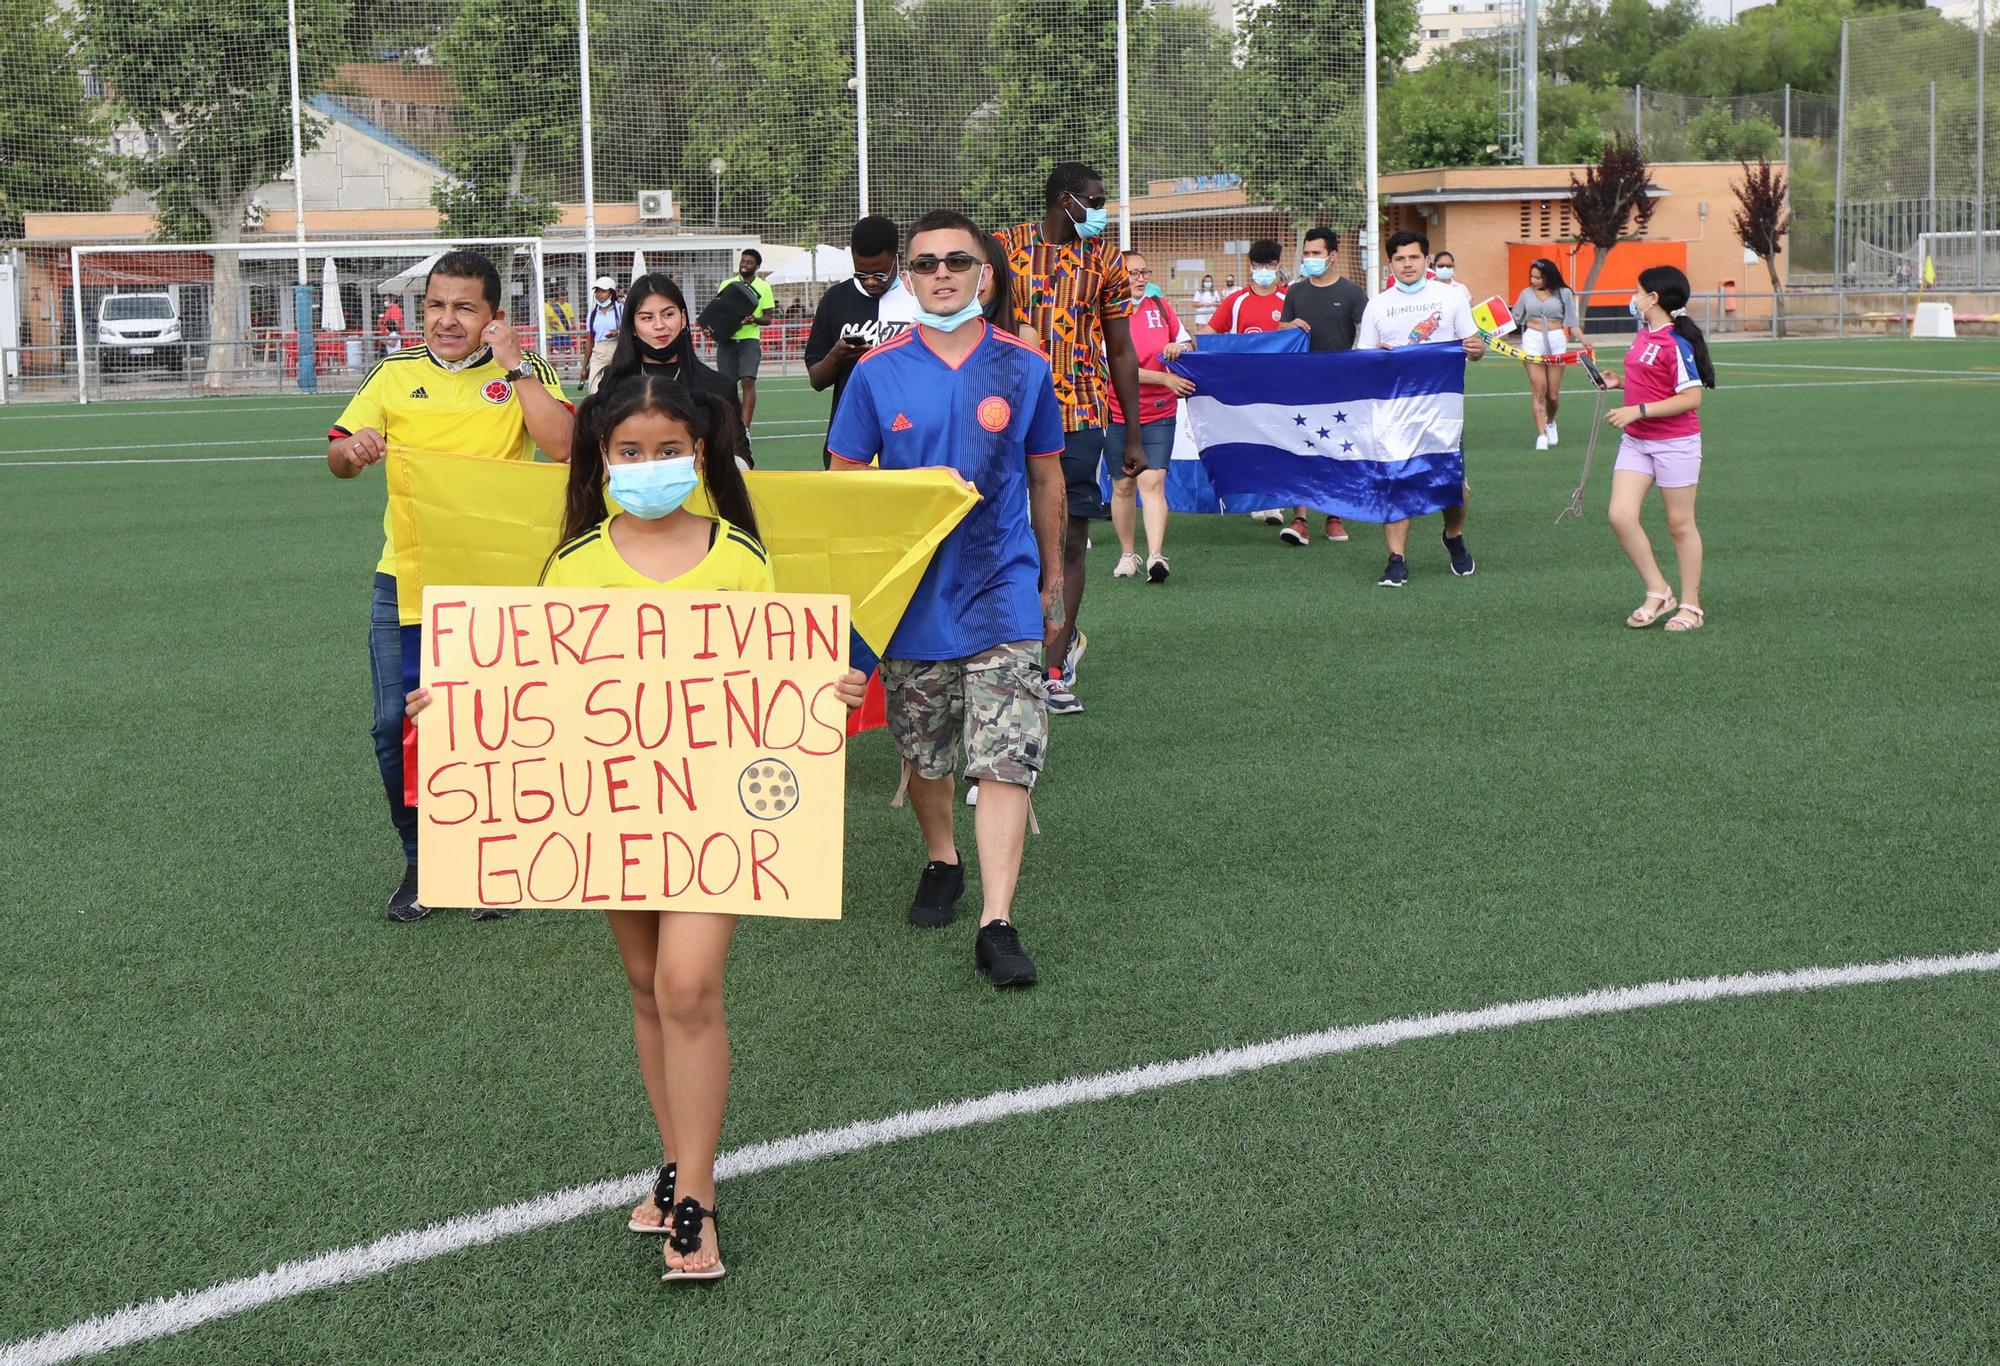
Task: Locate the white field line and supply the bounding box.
[0,380,824,421]
[6,422,826,458]
[1713,360,2000,375]
[4,946,1996,1366]
[1,374,1993,471]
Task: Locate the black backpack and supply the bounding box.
[698,279,760,337]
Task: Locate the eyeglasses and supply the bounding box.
[1067,192,1109,210]
[907,252,983,275]
[1128,267,1152,277]
[854,270,896,286]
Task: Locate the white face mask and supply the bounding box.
[1436,266,1455,281]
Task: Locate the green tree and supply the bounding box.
[1129,1,1233,186]
[1221,0,1408,228]
[1732,155,1790,332]
[863,0,999,225]
[81,0,348,387]
[0,0,115,239]
[432,0,578,239]
[960,0,1116,228]
[1379,43,1501,172]
[1541,0,1701,88]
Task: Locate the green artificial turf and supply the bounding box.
[2,340,1996,1361]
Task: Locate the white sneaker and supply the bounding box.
[1254,509,1286,526]
[1546,422,1559,446]
[1112,552,1141,578]
[1535,435,1550,451]
[965,780,979,807]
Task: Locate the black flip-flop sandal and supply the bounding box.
[627,1163,676,1235]
[660,1196,726,1281]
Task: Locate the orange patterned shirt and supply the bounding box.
[998,222,1135,431]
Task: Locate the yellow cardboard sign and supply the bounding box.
[416,585,849,918]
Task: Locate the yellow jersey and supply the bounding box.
[331,344,570,575]
[541,515,775,593]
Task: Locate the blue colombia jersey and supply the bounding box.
[827,322,1065,661]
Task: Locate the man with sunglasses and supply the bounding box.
[805,214,916,468]
[998,161,1147,718]
[826,210,1067,989]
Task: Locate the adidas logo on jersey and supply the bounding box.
[890,412,913,432]
[409,386,429,399]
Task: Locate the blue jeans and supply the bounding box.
[369,573,419,864]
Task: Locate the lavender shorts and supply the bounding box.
[1613,433,1703,489]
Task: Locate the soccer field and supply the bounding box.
[4,338,1999,1362]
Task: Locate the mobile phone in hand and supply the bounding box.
[1577,351,1609,390]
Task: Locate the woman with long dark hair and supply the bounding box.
[980,232,1041,346]
[1602,265,1717,632]
[1512,257,1580,450]
[596,272,750,463]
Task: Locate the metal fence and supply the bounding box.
[1837,7,1997,289]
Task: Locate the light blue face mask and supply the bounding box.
[913,298,986,332]
[1143,283,1165,299]
[1629,295,1651,320]
[608,455,699,521]
[1299,257,1329,278]
[1251,268,1278,288]
[1069,202,1110,239]
[1394,276,1429,294]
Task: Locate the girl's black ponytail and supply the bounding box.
[1637,264,1716,389]
[690,391,761,543]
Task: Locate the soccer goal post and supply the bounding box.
[65,237,546,405]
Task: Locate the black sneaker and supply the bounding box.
[469,906,517,922]
[1443,532,1476,577]
[907,859,965,928]
[1377,554,1409,588]
[384,864,430,923]
[975,919,1039,987]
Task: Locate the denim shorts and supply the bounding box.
[1105,418,1175,476]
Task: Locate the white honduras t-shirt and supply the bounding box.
[1356,278,1478,350]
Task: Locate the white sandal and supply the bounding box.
[1664,604,1706,632]
[1626,590,1678,628]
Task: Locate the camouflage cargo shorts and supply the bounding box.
[881,641,1049,789]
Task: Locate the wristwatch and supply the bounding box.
[503,364,535,383]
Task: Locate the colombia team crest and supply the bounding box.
[976,396,1011,432]
[481,378,513,404]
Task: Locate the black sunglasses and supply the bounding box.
[1067,192,1109,210]
[853,269,897,285]
[908,252,984,276]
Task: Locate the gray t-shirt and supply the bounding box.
[1279,276,1370,352]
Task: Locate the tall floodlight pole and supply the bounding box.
[855,0,870,215]
[1523,0,1539,165]
[1835,21,1849,327]
[1116,0,1132,249]
[285,0,315,392]
[1977,0,1987,287]
[1365,0,1382,292]
[579,0,597,295]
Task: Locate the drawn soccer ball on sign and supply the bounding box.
[739,759,800,821]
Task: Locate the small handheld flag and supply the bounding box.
[1922,256,1936,287]
[1472,295,1517,337]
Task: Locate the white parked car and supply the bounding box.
[96,293,186,372]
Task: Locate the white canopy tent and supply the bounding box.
[763,244,853,286]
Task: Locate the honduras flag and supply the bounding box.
[1167,341,1468,521]
[1095,331,1310,514]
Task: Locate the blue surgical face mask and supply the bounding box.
[1251,267,1278,288]
[1628,295,1647,320]
[913,297,985,332]
[1394,276,1428,295]
[1068,201,1109,239]
[1435,265,1456,281]
[608,455,699,520]
[1299,257,1329,278]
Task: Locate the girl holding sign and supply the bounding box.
[1601,266,1717,632]
[409,373,864,1279]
